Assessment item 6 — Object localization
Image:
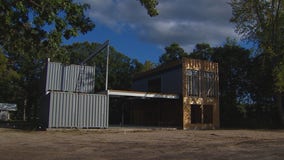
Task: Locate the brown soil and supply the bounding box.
[0,128,283,160]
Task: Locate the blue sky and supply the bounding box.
[65,0,239,63]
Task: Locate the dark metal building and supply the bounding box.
[132,58,219,129]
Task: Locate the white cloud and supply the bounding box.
[82,0,238,52]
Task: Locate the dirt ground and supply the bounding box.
[0,128,284,160]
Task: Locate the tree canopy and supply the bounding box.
[230,0,284,125]
[139,0,159,17]
[159,43,188,64]
[0,0,95,56]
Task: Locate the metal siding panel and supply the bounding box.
[83,94,87,127]
[47,91,108,128]
[49,92,75,128]
[95,95,99,127]
[78,94,82,128]
[90,95,94,127]
[62,65,74,92]
[98,95,102,127]
[60,92,64,127]
[46,62,63,92]
[97,95,101,127]
[56,92,61,127]
[75,94,78,127]
[103,95,107,127]
[52,92,58,127]
[51,92,57,127]
[98,97,105,127]
[69,65,77,92]
[62,65,68,92]
[45,62,95,93]
[79,66,95,93]
[60,93,64,127]
[51,93,58,127]
[79,94,106,128]
[87,94,91,127]
[90,95,95,127]
[161,67,183,94]
[90,96,94,127]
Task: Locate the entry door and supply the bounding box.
[190,105,202,124]
[190,105,213,124]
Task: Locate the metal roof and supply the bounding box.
[105,90,179,99]
[0,103,17,111]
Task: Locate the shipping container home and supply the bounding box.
[41,60,108,129]
[41,58,218,129]
[132,58,219,129]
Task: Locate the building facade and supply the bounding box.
[133,58,219,129]
[41,60,108,129]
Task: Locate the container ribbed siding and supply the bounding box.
[45,91,108,129]
[45,62,95,93]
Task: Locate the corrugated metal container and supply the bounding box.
[45,61,95,93]
[78,94,108,128]
[42,91,108,128]
[45,62,62,91]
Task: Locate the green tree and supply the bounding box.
[190,43,214,60]
[0,0,95,121]
[159,43,188,64]
[0,0,94,56]
[189,41,252,127]
[230,0,284,124]
[0,52,21,102]
[142,60,156,71]
[213,42,252,127]
[139,0,159,17]
[230,0,284,53]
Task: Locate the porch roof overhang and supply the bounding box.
[104,90,179,99]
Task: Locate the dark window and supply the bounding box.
[187,69,218,97]
[203,72,217,97]
[203,105,213,124]
[187,70,200,96]
[148,77,161,92]
[191,105,201,123]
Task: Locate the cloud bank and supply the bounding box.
[82,0,237,52]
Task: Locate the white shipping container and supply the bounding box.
[41,91,109,129]
[45,61,95,93]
